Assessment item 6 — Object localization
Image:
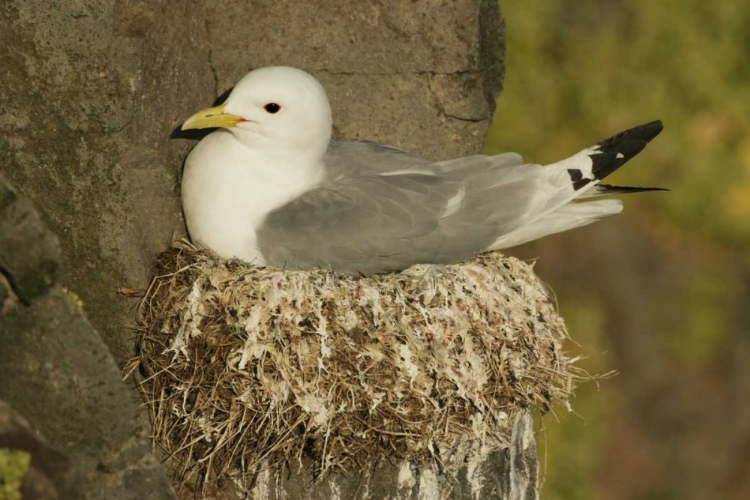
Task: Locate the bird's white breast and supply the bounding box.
[181,131,324,264]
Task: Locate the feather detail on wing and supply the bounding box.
[489,199,623,250]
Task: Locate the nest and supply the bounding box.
[133,241,574,490]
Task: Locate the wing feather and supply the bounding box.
[257,141,540,273]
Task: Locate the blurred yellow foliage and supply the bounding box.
[723,183,750,219]
[0,448,30,500]
[539,296,613,499]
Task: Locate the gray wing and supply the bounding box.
[257,139,544,274]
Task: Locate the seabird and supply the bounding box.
[181,66,664,275]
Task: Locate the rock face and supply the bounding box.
[0,400,78,500]
[0,0,214,361]
[0,174,175,499]
[0,0,523,498]
[0,171,60,304]
[246,411,538,500]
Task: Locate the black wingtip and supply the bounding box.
[596,184,670,195]
[598,120,664,150]
[588,120,664,181]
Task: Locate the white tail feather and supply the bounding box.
[487,199,623,250]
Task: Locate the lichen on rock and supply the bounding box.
[0,448,30,500]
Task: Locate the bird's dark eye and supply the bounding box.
[263,103,281,114]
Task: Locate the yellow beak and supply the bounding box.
[181,103,244,130]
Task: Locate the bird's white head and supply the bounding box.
[182,66,333,159]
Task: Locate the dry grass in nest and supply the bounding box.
[132,241,576,491]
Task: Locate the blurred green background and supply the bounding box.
[486,2,750,499]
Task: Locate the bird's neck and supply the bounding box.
[230,128,331,167]
[226,133,327,196]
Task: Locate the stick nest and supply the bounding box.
[134,242,574,488]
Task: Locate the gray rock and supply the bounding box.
[0,288,174,499]
[0,400,79,500]
[0,173,174,498]
[0,174,60,303]
[0,0,214,361]
[245,412,537,500]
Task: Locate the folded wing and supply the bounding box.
[257,121,664,274]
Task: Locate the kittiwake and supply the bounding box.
[180,66,664,275]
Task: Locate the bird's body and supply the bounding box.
[181,67,664,274]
